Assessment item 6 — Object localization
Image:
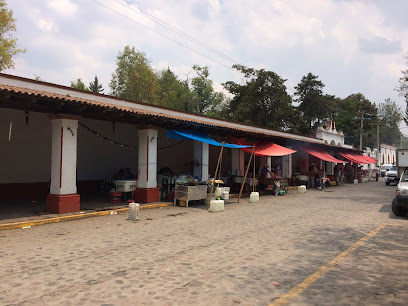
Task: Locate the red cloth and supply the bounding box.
[301,147,347,163]
[339,152,377,164]
[228,136,296,156]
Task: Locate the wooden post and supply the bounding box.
[253,153,256,192]
[207,142,225,210]
[237,146,255,203]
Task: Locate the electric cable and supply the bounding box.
[111,0,240,65]
[89,0,233,69]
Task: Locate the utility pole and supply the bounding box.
[377,123,380,165]
[359,113,364,151]
[356,112,371,151]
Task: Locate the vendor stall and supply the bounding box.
[173,184,207,207]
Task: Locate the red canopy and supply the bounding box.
[301,147,347,164]
[339,152,377,164]
[228,136,296,156]
[361,154,378,164]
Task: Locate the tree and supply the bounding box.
[396,52,408,125]
[377,98,402,146]
[109,46,159,104]
[0,0,25,71]
[157,68,194,111]
[70,78,89,91]
[334,93,378,148]
[34,75,43,81]
[294,73,332,132]
[89,75,104,93]
[190,65,224,115]
[223,65,302,132]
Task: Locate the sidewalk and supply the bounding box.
[0,187,300,230]
[0,199,173,230]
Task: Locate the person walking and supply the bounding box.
[375,166,380,182]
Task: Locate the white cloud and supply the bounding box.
[48,0,78,17]
[3,0,408,119]
[37,18,55,32]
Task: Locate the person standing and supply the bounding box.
[375,166,380,182]
[259,164,271,190]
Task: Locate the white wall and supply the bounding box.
[0,109,51,183]
[77,119,140,180]
[0,108,238,184]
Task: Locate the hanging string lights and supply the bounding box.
[78,122,184,150]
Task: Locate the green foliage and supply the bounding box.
[34,74,43,81]
[377,98,402,146]
[109,46,159,104]
[157,68,194,111]
[223,65,302,132]
[70,78,89,91]
[89,75,104,93]
[0,0,25,71]
[334,93,378,148]
[294,73,332,132]
[190,65,225,115]
[396,53,408,125]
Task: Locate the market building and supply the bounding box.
[0,74,376,214]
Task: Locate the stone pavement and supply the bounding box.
[1,181,408,305]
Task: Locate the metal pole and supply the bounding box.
[207,142,225,210]
[377,123,380,166]
[359,113,364,151]
[237,146,255,203]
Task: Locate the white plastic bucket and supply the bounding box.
[209,199,224,212]
[128,202,139,221]
[222,191,229,200]
[298,185,306,193]
[250,192,259,202]
[215,187,223,199]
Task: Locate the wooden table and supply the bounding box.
[173,185,207,207]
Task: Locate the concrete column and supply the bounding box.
[259,156,267,174]
[282,154,292,178]
[134,128,159,203]
[47,115,80,214]
[267,156,272,169]
[231,149,245,176]
[193,141,209,182]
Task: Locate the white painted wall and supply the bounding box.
[0,109,51,183]
[77,119,140,180]
[0,108,244,186]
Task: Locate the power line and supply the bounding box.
[111,0,240,65]
[89,0,233,69]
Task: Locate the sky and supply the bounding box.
[4,0,408,134]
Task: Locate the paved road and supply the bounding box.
[1,181,408,305]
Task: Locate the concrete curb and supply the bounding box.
[0,202,174,230]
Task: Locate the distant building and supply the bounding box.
[380,144,397,165]
[315,119,353,149]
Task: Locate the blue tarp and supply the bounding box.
[167,130,251,149]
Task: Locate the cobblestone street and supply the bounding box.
[1,181,408,305]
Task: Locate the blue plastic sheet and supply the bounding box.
[167,130,251,149]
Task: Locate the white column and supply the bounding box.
[231,149,245,175]
[193,141,209,182]
[49,118,78,195]
[137,129,158,189]
[267,156,272,169]
[282,154,293,178]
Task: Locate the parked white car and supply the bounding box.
[393,169,408,216]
